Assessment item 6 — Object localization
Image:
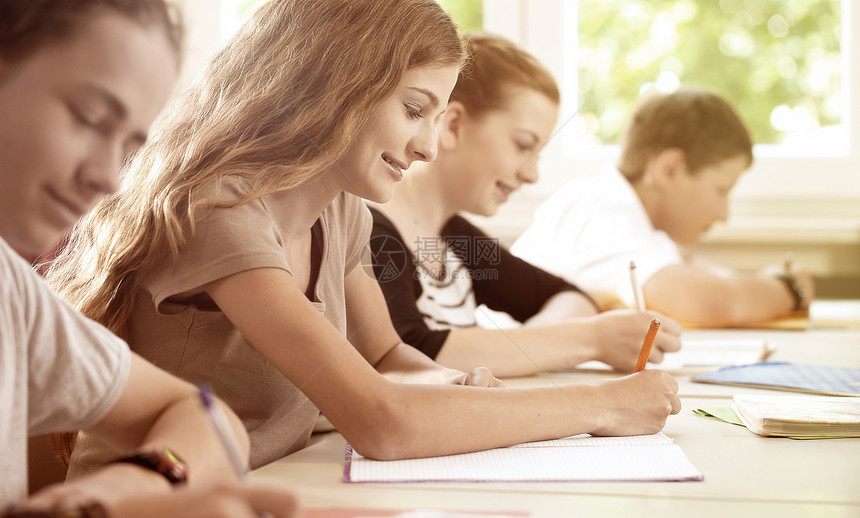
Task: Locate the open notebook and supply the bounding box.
[344,433,703,483]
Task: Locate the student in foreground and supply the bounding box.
[0,1,298,516]
[48,0,681,474]
[368,32,682,377]
[512,87,815,327]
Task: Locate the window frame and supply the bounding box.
[484,0,860,217]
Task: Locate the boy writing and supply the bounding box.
[512,87,814,327]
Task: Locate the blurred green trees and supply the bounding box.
[577,0,841,145]
[236,0,838,146]
[439,0,483,33]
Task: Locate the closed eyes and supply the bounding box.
[405,102,424,120]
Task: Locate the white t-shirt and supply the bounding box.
[511,166,682,308]
[0,236,131,505]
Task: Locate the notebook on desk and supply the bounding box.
[343,433,703,483]
[731,394,860,437]
[691,362,860,396]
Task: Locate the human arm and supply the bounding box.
[10,483,299,518]
[22,354,250,509]
[102,483,299,518]
[343,264,502,387]
[9,239,249,508]
[434,219,678,375]
[435,309,682,377]
[444,215,599,323]
[203,265,681,460]
[644,261,815,327]
[522,291,600,326]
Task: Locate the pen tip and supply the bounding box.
[652,318,660,325]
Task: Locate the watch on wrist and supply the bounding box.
[776,272,809,311]
[112,445,188,486]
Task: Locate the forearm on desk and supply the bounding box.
[373,341,464,384]
[645,264,796,326]
[434,322,598,377]
[523,291,600,327]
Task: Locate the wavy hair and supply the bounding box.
[47,0,464,339]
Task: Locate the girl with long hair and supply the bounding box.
[49,0,681,473]
[369,32,683,378]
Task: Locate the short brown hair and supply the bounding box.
[0,0,183,63]
[618,87,753,181]
[451,31,559,117]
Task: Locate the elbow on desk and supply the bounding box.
[335,391,421,461]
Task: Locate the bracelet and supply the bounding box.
[776,272,809,311]
[111,445,188,486]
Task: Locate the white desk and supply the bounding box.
[254,328,860,518]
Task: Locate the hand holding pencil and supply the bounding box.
[634,318,661,372]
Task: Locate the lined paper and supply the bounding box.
[344,433,703,483]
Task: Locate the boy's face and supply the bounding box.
[653,154,748,245]
[0,13,177,256]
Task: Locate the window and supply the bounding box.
[571,0,842,153]
[178,0,860,207]
[439,0,483,32]
[221,0,269,42]
[482,0,860,209]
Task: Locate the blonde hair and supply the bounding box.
[47,0,464,338]
[618,87,753,182]
[452,31,559,116]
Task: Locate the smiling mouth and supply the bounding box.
[382,154,405,180]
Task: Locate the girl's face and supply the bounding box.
[0,13,178,256]
[327,65,460,203]
[442,87,559,217]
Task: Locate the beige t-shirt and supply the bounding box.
[0,236,130,505]
[70,177,371,473]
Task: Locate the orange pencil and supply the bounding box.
[634,318,661,372]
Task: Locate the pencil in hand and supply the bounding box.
[634,318,661,372]
[629,261,646,312]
